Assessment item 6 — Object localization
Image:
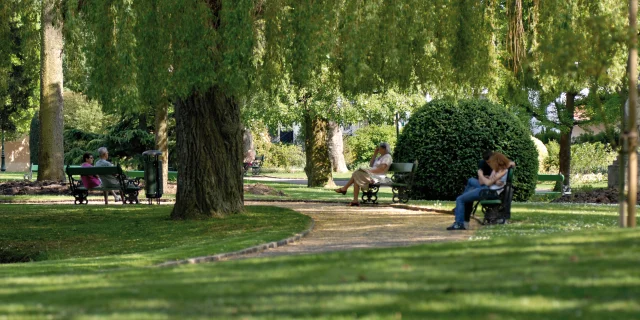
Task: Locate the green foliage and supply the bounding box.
[344,125,397,168]
[543,141,617,175]
[394,99,538,201]
[63,90,107,133]
[63,114,156,168]
[263,143,305,170]
[572,131,620,147]
[534,129,561,144]
[0,9,39,138]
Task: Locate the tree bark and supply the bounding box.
[558,92,577,192]
[327,121,348,173]
[171,86,244,219]
[242,128,253,154]
[303,110,334,187]
[155,101,169,193]
[38,0,65,181]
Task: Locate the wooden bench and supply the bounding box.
[65,165,141,205]
[536,173,566,195]
[469,168,515,224]
[360,160,419,204]
[23,164,38,180]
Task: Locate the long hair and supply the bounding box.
[487,152,511,172]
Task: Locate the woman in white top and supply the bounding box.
[335,142,393,206]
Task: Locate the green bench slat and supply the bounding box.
[537,174,564,182]
[126,170,177,179]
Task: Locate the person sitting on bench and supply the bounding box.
[334,142,393,206]
[243,148,256,172]
[80,152,102,189]
[94,147,121,202]
[447,152,512,231]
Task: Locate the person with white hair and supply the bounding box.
[334,142,393,206]
[94,147,121,202]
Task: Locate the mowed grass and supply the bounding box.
[244,179,397,203]
[1,203,639,319]
[0,204,310,271]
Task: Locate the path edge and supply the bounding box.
[156,219,315,267]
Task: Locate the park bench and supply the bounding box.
[360,160,419,204]
[126,170,178,180]
[23,164,38,180]
[246,155,264,176]
[65,165,141,205]
[537,173,566,195]
[468,167,515,225]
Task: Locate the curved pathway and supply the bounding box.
[240,201,478,259]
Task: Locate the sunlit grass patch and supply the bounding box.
[0,204,310,267]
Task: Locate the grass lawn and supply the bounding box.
[1,202,639,319]
[0,204,310,271]
[0,172,27,181]
[2,176,640,318]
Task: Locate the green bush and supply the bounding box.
[543,141,617,174]
[263,143,305,169]
[344,125,397,168]
[394,99,538,201]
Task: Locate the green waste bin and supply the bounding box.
[142,150,163,204]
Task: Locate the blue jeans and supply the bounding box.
[464,178,482,193]
[454,185,489,224]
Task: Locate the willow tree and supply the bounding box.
[503,0,628,191]
[76,0,510,217]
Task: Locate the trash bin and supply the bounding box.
[142,150,163,204]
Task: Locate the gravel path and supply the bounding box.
[240,201,479,259]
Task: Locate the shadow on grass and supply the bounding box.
[2,229,639,319]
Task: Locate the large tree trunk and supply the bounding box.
[242,128,253,154]
[558,92,577,192]
[303,110,334,187]
[327,121,348,173]
[171,86,243,219]
[38,0,64,181]
[155,101,169,193]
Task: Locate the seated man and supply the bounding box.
[94,147,121,202]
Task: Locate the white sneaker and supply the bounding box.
[463,222,470,230]
[114,196,121,202]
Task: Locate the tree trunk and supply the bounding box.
[171,86,243,219]
[38,0,64,181]
[558,92,577,192]
[303,110,334,187]
[242,128,254,154]
[155,101,169,193]
[327,121,348,173]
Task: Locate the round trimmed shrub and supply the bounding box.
[394,99,538,201]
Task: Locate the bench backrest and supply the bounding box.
[66,165,124,177]
[389,160,419,186]
[501,167,515,214]
[537,173,564,182]
[253,155,265,165]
